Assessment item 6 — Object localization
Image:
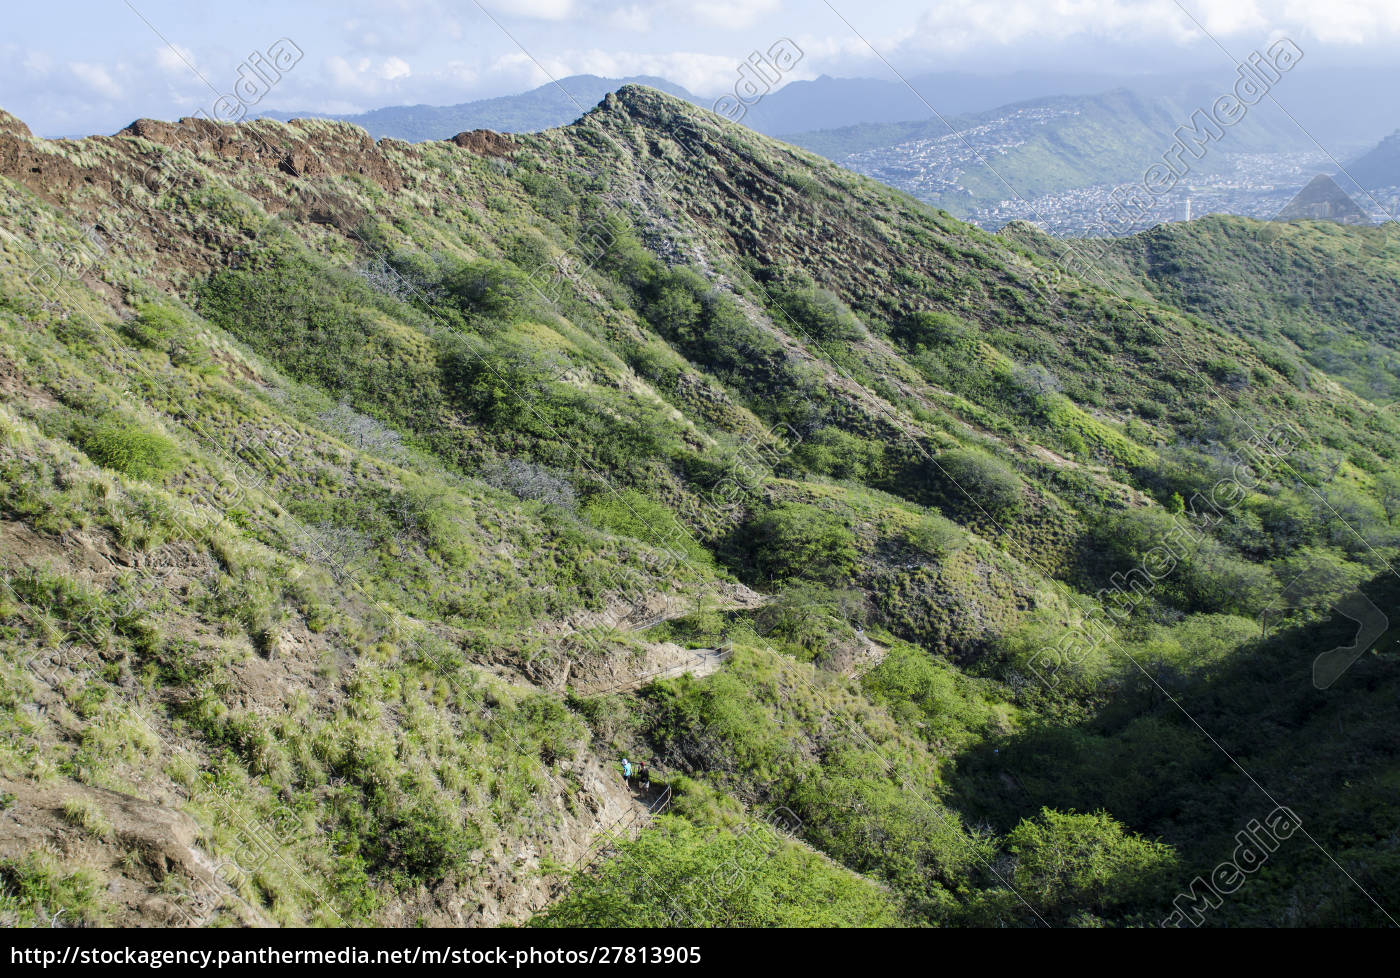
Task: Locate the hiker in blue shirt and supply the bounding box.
[621,757,632,784]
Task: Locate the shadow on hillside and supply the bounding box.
[944,569,1400,924]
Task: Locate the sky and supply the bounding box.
[5,0,1400,136]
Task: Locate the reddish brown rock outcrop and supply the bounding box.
[449,129,516,158]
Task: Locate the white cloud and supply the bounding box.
[891,0,1196,54]
[689,0,782,30]
[68,62,122,99]
[341,4,464,52]
[379,56,412,80]
[605,4,655,32]
[324,54,417,98]
[873,0,1400,55]
[437,60,480,87]
[484,51,561,90]
[485,0,577,20]
[22,50,54,75]
[1281,0,1400,43]
[154,44,197,75]
[502,48,748,95]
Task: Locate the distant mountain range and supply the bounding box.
[719,70,1179,135]
[783,88,1320,231]
[260,74,700,140]
[260,66,1400,150]
[257,68,1400,235]
[1341,129,1400,191]
[258,71,1161,142]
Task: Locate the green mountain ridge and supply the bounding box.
[0,84,1396,927]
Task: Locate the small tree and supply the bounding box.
[894,310,971,349]
[748,503,858,585]
[963,808,1175,926]
[937,448,1023,517]
[775,286,866,343]
[1011,363,1063,413]
[1377,471,1400,525]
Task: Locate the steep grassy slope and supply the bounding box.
[1082,215,1400,403]
[0,86,1397,927]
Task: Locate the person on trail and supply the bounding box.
[621,757,632,785]
[638,760,650,795]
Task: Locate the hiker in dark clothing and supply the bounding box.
[637,760,650,795]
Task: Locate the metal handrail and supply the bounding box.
[646,783,673,816]
[525,778,675,917]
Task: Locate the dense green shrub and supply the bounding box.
[753,583,865,657]
[583,489,712,568]
[862,641,1004,751]
[772,286,866,343]
[362,791,481,885]
[793,428,887,482]
[533,816,903,927]
[894,310,973,349]
[936,448,1023,517]
[894,513,963,559]
[744,502,858,585]
[123,303,185,350]
[75,420,180,481]
[439,257,533,321]
[1093,507,1277,616]
[960,809,1176,926]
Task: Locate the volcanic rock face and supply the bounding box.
[0,113,441,287]
[0,109,31,139]
[449,129,517,157]
[0,115,418,213]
